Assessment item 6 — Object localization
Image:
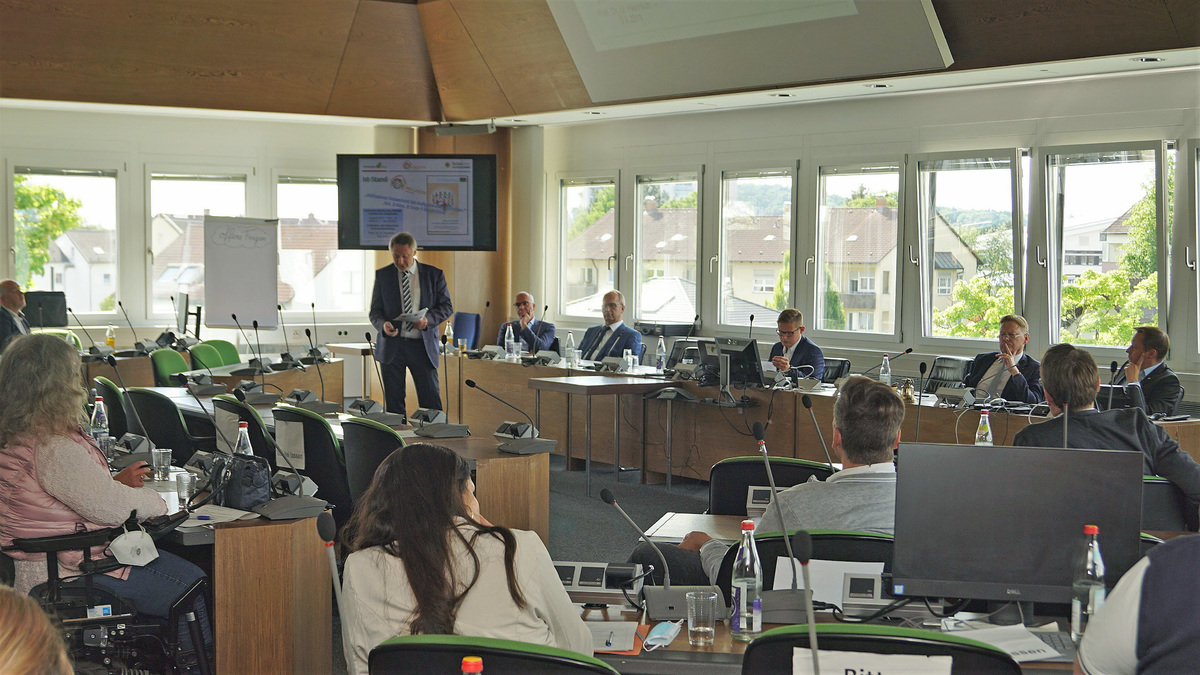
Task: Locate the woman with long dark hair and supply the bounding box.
[341,443,590,674]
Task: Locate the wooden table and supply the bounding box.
[183,359,344,410]
[529,376,673,495]
[83,353,154,388]
[645,512,743,544]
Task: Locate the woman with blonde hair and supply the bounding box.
[0,585,72,675]
[0,333,211,654]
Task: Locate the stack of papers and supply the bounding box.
[177,504,260,529]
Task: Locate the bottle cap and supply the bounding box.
[95,396,104,402]
[461,656,483,673]
[741,520,755,531]
[1083,524,1099,535]
[981,409,989,415]
[238,421,249,428]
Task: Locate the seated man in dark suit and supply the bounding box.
[960,314,1043,403]
[1115,326,1182,416]
[1013,343,1200,502]
[768,308,824,380]
[578,290,642,362]
[0,280,30,355]
[496,291,555,354]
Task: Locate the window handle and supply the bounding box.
[607,255,615,271]
[805,256,814,275]
[1036,246,1048,268]
[1187,246,1197,271]
[625,253,633,270]
[146,247,155,265]
[709,255,718,273]
[908,246,919,266]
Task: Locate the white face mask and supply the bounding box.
[109,528,159,567]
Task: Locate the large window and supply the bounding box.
[276,176,369,313]
[561,178,617,318]
[718,169,791,325]
[1047,146,1168,346]
[635,173,698,322]
[918,155,1017,338]
[149,173,247,314]
[815,163,900,334]
[13,167,118,313]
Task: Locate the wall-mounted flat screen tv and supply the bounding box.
[337,154,498,251]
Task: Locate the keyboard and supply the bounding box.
[1034,631,1076,663]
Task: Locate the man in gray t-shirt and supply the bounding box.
[629,377,904,585]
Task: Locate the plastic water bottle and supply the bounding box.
[879,354,892,386]
[444,321,454,354]
[90,395,109,441]
[565,331,576,366]
[975,410,993,446]
[234,421,254,456]
[730,519,763,641]
[504,324,517,360]
[1071,524,1106,645]
[655,337,667,374]
[105,324,117,348]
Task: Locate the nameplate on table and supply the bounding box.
[793,648,950,674]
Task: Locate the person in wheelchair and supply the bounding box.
[0,585,72,675]
[0,333,212,655]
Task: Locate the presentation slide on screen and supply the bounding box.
[358,157,474,248]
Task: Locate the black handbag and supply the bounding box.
[189,453,271,511]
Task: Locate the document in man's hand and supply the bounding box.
[392,308,428,323]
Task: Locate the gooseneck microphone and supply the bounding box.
[105,355,154,451]
[231,313,267,376]
[365,331,392,415]
[466,379,536,430]
[304,329,328,404]
[464,379,554,454]
[801,395,834,469]
[68,307,114,358]
[1060,392,1070,449]
[317,511,349,652]
[747,314,754,339]
[792,531,821,675]
[685,314,699,339]
[915,362,927,443]
[752,422,801,601]
[174,344,226,396]
[860,347,912,376]
[277,305,298,368]
[116,300,158,354]
[479,301,491,345]
[1108,361,1122,410]
[600,488,721,621]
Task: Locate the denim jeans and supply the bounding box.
[92,550,212,652]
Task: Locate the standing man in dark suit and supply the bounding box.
[578,290,642,362]
[0,280,30,355]
[768,308,824,380]
[496,291,555,353]
[368,233,453,416]
[961,314,1043,403]
[1013,343,1200,502]
[1115,326,1182,416]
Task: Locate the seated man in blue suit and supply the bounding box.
[768,308,824,380]
[1115,326,1183,416]
[0,280,30,356]
[578,290,642,362]
[961,314,1044,403]
[496,291,555,354]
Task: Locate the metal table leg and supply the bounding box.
[586,396,593,497]
[614,394,621,484]
[665,398,674,491]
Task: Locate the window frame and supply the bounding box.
[630,166,704,322]
[558,172,620,321]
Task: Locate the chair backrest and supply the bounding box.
[821,358,851,384]
[212,395,277,470]
[149,348,190,386]
[452,312,482,349]
[369,635,619,675]
[272,405,353,527]
[126,388,211,464]
[715,530,894,605]
[40,328,83,350]
[93,376,130,439]
[341,417,406,502]
[1174,385,1185,415]
[925,355,974,393]
[743,624,1022,674]
[709,456,835,516]
[189,343,223,371]
[1142,476,1198,531]
[200,339,240,366]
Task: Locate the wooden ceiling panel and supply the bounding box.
[0,0,359,114]
[931,0,1193,72]
[448,0,592,115]
[327,2,440,120]
[416,0,514,121]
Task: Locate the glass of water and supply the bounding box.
[176,471,195,505]
[686,590,718,646]
[623,348,635,372]
[150,448,172,482]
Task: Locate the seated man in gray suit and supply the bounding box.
[629,376,903,585]
[496,291,555,353]
[1013,343,1200,502]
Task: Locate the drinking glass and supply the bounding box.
[176,471,196,504]
[686,590,718,646]
[150,448,172,482]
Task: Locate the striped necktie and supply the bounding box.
[588,327,611,361]
[401,271,413,332]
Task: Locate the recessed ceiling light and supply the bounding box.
[864,83,893,89]
[1131,56,1165,63]
[769,92,797,98]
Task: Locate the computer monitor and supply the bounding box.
[176,292,190,335]
[892,442,1143,604]
[1095,384,1144,412]
[712,336,765,387]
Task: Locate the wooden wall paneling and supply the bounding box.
[0,0,359,114]
[326,1,441,120]
[416,0,515,121]
[475,452,550,545]
[448,0,592,115]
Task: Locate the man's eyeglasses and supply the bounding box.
[777,329,800,337]
[514,301,532,308]
[998,332,1025,339]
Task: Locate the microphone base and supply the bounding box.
[230,366,270,376]
[497,437,557,455]
[242,392,281,406]
[135,339,160,354]
[414,423,471,439]
[643,585,725,622]
[295,400,340,415]
[761,588,815,624]
[187,383,228,397]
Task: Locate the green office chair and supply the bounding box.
[743,624,1021,674]
[93,376,133,438]
[369,635,618,674]
[341,416,405,502]
[189,343,223,371]
[200,339,240,366]
[212,394,277,471]
[708,456,836,516]
[272,405,353,527]
[713,530,893,604]
[40,328,83,349]
[150,348,190,386]
[126,387,217,465]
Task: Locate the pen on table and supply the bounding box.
[196,515,212,520]
[605,631,614,647]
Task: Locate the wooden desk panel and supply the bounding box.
[191,359,344,409]
[84,354,154,388]
[460,358,571,449]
